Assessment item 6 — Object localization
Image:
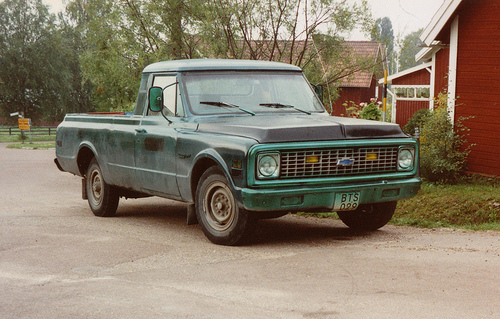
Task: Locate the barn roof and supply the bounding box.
[337,41,385,88]
[378,62,432,84]
[416,0,462,62]
[420,0,463,46]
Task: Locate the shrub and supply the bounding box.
[419,93,473,183]
[359,99,382,121]
[403,108,431,136]
[18,132,28,142]
[341,99,382,120]
[341,101,361,118]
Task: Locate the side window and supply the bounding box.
[151,75,183,116]
[176,84,184,117]
[135,73,150,115]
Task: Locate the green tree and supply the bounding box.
[58,0,96,114]
[73,0,374,112]
[398,28,424,71]
[0,0,72,123]
[76,0,148,111]
[71,0,206,111]
[197,0,372,68]
[370,17,394,72]
[198,0,375,110]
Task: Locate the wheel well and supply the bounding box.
[191,158,218,198]
[77,147,95,176]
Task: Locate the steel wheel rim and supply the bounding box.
[90,169,103,206]
[203,181,235,231]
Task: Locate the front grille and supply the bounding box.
[280,147,398,178]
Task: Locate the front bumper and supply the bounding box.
[240,177,421,212]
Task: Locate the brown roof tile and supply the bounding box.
[338,41,384,88]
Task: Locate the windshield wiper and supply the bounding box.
[259,103,311,115]
[200,101,255,116]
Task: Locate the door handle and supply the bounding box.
[135,128,147,133]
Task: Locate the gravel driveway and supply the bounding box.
[1,144,499,318]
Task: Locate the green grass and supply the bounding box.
[300,177,500,231]
[393,178,500,231]
[0,134,56,143]
[6,142,55,149]
[1,132,56,148]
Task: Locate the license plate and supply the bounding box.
[333,192,360,211]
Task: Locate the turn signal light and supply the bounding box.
[306,156,320,163]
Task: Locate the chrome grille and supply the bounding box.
[280,147,398,178]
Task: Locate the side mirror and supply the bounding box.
[149,87,163,112]
[311,83,323,103]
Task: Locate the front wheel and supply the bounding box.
[195,166,255,245]
[86,158,119,217]
[337,201,397,231]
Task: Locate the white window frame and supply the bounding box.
[392,85,432,101]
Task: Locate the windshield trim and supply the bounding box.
[181,70,325,116]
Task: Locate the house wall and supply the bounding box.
[452,1,500,176]
[395,100,430,128]
[331,87,364,116]
[392,69,430,86]
[330,78,380,117]
[392,68,431,128]
[433,47,450,96]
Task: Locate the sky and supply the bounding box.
[41,0,445,40]
[361,0,444,39]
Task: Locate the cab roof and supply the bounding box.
[143,59,302,73]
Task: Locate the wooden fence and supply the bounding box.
[0,126,58,136]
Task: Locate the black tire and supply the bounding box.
[337,201,397,231]
[195,166,255,245]
[86,158,119,217]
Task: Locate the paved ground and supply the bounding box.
[1,143,499,318]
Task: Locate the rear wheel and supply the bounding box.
[337,201,397,231]
[195,166,255,245]
[86,158,119,217]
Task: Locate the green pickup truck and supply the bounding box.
[55,59,421,245]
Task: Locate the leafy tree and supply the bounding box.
[69,0,207,111]
[0,0,72,123]
[310,37,386,108]
[52,0,95,116]
[398,28,424,71]
[196,1,374,74]
[197,0,376,110]
[70,0,375,112]
[370,17,394,72]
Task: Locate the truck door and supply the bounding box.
[134,74,182,198]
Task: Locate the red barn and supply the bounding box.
[331,41,385,116]
[387,0,500,177]
[384,62,432,127]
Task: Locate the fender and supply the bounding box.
[177,148,236,203]
[76,142,101,176]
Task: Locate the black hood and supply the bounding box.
[195,114,408,143]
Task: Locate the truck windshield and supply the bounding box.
[182,71,325,115]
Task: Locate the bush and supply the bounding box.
[341,101,361,118]
[419,93,473,183]
[359,99,382,121]
[403,108,431,136]
[341,99,383,120]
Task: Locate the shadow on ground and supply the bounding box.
[112,198,384,247]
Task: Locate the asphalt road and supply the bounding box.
[1,143,499,319]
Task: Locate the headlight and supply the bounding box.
[257,153,280,179]
[398,148,414,170]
